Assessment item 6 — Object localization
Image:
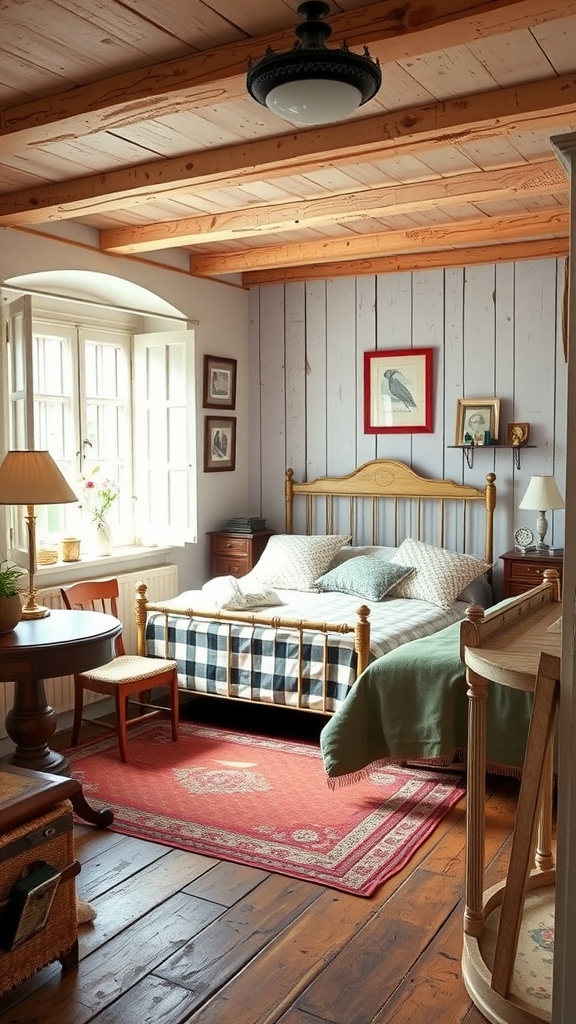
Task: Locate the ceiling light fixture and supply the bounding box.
[246,1,381,127]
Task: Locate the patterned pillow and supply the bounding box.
[390,538,491,609]
[315,556,414,601]
[247,534,351,592]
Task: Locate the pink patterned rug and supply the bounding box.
[66,720,465,897]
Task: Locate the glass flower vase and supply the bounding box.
[93,519,112,557]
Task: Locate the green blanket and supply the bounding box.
[320,620,533,782]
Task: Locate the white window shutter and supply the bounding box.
[8,295,34,450]
[133,329,197,545]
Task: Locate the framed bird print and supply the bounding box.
[363,348,433,434]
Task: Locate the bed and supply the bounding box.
[135,459,496,714]
[320,572,561,782]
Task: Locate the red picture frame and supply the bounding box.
[364,348,433,434]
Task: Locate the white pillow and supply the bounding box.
[457,575,493,607]
[247,534,351,592]
[390,538,491,610]
[202,575,282,610]
[328,544,398,568]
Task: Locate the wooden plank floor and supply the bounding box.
[0,700,525,1024]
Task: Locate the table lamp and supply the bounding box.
[0,450,78,619]
[518,474,565,552]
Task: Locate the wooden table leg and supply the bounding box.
[5,678,65,772]
[464,667,487,938]
[4,678,114,828]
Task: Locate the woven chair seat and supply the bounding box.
[80,655,177,686]
[61,577,179,762]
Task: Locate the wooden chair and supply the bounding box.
[460,577,561,1024]
[60,578,179,762]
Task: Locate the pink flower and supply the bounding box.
[80,468,120,524]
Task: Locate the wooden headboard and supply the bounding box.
[285,459,496,565]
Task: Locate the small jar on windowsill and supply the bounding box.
[60,537,81,562]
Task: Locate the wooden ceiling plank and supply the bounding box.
[188,208,569,274]
[532,14,576,75]
[467,27,555,87]
[2,73,576,226]
[1,1,575,151]
[241,237,568,284]
[100,159,566,253]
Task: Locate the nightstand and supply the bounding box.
[499,548,564,598]
[208,529,274,578]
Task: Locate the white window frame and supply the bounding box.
[2,292,197,568]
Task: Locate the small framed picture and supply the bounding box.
[204,416,236,472]
[363,348,433,434]
[203,355,237,409]
[507,422,530,446]
[455,398,500,446]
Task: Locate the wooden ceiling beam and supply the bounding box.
[0,1,573,152]
[100,160,567,253]
[1,75,575,226]
[189,209,569,276]
[242,238,569,284]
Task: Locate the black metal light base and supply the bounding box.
[246,0,381,122]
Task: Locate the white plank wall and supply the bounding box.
[249,258,567,597]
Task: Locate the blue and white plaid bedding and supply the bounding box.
[145,589,465,713]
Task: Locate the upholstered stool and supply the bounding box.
[0,766,81,996]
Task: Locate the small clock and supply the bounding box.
[514,526,534,552]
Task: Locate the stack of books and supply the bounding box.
[225,516,267,533]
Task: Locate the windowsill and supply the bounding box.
[34,544,175,586]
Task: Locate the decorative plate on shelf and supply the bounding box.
[514,526,534,551]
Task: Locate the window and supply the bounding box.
[3,294,196,559]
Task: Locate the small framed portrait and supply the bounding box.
[204,416,236,472]
[203,355,237,410]
[455,398,500,446]
[507,422,530,447]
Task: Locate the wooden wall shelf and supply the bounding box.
[447,444,536,470]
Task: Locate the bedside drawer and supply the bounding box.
[508,560,560,585]
[211,534,251,557]
[499,548,563,599]
[211,554,249,578]
[208,530,273,579]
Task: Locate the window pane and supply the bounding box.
[80,332,131,545]
[31,326,78,542]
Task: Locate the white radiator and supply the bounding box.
[0,564,178,741]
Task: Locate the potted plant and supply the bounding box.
[0,561,25,633]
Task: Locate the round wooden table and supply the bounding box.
[0,609,122,826]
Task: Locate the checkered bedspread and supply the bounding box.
[145,590,464,713]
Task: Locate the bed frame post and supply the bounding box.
[285,468,294,533]
[354,605,371,677]
[135,582,149,657]
[484,472,496,564]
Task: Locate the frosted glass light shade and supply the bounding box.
[265,79,363,125]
